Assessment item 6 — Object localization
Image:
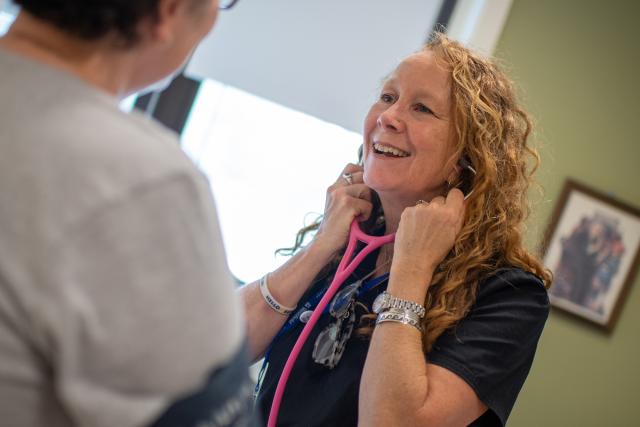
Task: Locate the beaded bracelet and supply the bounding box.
[259,273,296,316]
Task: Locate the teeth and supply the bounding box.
[373,143,409,157]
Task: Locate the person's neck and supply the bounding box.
[373,242,394,277]
[0,13,137,98]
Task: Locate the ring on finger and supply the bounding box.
[342,172,353,185]
[416,199,429,206]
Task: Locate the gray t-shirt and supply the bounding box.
[0,49,247,427]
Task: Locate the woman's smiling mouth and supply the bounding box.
[372,143,410,158]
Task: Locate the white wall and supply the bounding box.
[187,0,444,133]
[446,0,513,57]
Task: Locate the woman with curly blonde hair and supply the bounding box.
[241,32,551,426]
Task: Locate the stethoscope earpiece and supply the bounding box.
[457,157,477,200]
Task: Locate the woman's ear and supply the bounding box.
[148,0,184,43]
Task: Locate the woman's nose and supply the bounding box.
[376,104,405,132]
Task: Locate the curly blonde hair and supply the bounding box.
[279,32,552,353]
[416,32,552,353]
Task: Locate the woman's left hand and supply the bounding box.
[391,189,466,288]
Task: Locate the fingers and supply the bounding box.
[351,198,374,222]
[445,188,465,207]
[336,163,364,185]
[331,182,372,202]
[343,171,364,185]
[326,162,373,221]
[411,189,465,229]
[416,189,464,210]
[325,185,373,224]
[428,196,446,206]
[342,163,363,175]
[330,163,370,202]
[337,171,364,187]
[348,183,372,202]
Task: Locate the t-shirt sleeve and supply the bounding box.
[427,269,550,426]
[33,172,251,427]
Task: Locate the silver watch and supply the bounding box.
[372,291,426,318]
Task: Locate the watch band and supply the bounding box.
[373,291,426,318]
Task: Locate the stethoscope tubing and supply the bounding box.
[267,220,395,427]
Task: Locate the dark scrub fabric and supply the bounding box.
[257,252,549,427]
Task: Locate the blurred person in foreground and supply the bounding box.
[0,1,257,426]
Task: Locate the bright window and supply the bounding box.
[182,80,362,283]
[0,1,17,35]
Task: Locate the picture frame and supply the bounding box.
[542,179,640,331]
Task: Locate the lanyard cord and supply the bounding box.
[253,271,390,401]
[266,221,395,427]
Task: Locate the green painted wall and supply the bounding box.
[494,0,640,425]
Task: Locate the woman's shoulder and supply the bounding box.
[481,266,546,288]
[475,266,549,312]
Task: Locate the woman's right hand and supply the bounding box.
[312,163,373,257]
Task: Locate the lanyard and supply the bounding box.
[280,272,389,340]
[268,221,394,427]
[253,271,390,401]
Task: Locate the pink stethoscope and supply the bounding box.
[266,161,475,425]
[267,220,395,427]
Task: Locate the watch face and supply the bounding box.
[372,293,386,314]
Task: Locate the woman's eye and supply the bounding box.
[380,93,394,103]
[415,103,434,114]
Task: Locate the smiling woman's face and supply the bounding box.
[362,50,457,204]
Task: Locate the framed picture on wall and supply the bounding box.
[542,179,640,331]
